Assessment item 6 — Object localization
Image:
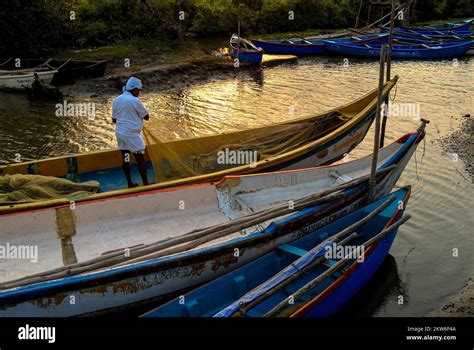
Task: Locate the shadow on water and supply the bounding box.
[336,254,407,317]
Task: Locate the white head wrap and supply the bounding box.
[123,76,143,92]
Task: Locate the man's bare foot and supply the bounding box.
[128,182,139,188]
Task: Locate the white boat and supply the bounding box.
[0,122,427,316]
[0,69,57,91]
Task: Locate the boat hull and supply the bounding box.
[291,215,400,317]
[324,40,473,58]
[230,48,263,65]
[251,40,326,55]
[0,70,57,91]
[397,20,472,33]
[0,59,107,85]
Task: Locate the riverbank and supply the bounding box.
[433,279,474,317]
[438,115,474,180]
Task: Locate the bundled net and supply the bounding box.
[0,174,100,205]
[143,111,345,183]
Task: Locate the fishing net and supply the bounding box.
[143,111,346,183]
[0,174,100,204]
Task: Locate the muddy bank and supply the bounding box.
[432,278,474,317]
[59,55,258,99]
[438,115,474,181]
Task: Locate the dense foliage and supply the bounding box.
[0,0,472,56]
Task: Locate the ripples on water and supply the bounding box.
[0,56,473,316]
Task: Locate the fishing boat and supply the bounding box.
[324,39,473,59]
[251,38,327,56]
[393,29,473,40]
[142,187,410,317]
[0,70,58,91]
[0,78,398,214]
[350,28,474,56]
[0,58,107,85]
[0,122,427,316]
[395,19,473,33]
[251,34,387,56]
[229,34,263,65]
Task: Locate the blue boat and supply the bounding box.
[324,39,473,59]
[251,34,387,56]
[394,29,473,41]
[251,38,326,55]
[230,34,263,65]
[384,19,473,33]
[142,187,411,318]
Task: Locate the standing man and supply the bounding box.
[112,76,150,188]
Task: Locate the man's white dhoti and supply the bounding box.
[115,131,145,153]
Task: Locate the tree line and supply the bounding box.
[0,0,472,57]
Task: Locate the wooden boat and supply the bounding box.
[251,38,327,56]
[142,187,410,317]
[350,28,474,56]
[324,39,473,59]
[251,34,387,56]
[0,78,398,214]
[0,58,107,85]
[395,19,473,33]
[0,123,427,316]
[0,70,58,91]
[393,29,473,40]
[229,34,263,65]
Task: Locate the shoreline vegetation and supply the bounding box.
[2,0,472,58]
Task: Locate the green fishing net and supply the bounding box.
[0,174,100,204]
[143,111,345,183]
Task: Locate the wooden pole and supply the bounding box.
[380,0,396,148]
[368,43,386,202]
[355,0,363,28]
[237,21,241,60]
[363,2,405,29]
